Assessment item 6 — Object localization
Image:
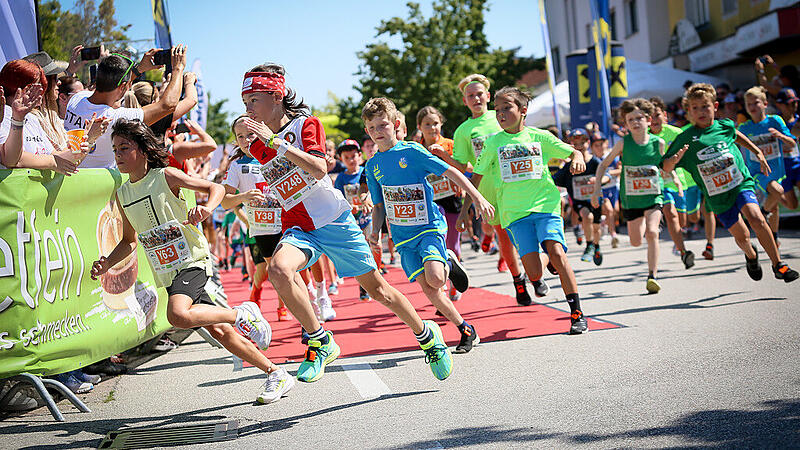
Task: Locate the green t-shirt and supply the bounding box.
[662,118,754,214]
[474,127,574,228]
[620,133,665,209]
[653,124,696,190]
[453,110,504,225]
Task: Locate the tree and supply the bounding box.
[205,93,232,146]
[336,0,544,138]
[39,0,131,62]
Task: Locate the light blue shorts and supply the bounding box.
[505,212,567,257]
[279,211,377,278]
[662,188,686,212]
[398,232,448,282]
[684,185,702,215]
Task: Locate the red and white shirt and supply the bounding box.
[249,115,349,232]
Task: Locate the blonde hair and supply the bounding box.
[122,90,141,108]
[744,86,767,103]
[31,74,67,151]
[361,97,399,123]
[132,81,158,106]
[458,74,490,94]
[396,110,407,132]
[682,83,716,110]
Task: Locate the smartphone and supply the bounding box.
[153,48,172,66]
[89,64,97,85]
[80,46,101,61]
[174,123,191,134]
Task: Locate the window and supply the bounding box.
[624,0,638,36]
[610,9,618,40]
[552,47,561,79]
[722,0,738,16]
[684,0,710,26]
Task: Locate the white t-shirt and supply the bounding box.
[64,91,143,168]
[0,105,57,168]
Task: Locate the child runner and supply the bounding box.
[566,128,589,246]
[464,87,589,334]
[738,86,791,245]
[590,132,621,248]
[222,114,293,321]
[449,74,534,303]
[593,99,694,295]
[774,88,800,210]
[90,119,293,404]
[242,64,454,381]
[363,97,492,354]
[662,83,798,283]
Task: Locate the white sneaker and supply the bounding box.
[318,294,336,321]
[310,295,324,322]
[234,302,272,350]
[257,367,295,404]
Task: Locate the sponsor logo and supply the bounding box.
[398,157,408,169]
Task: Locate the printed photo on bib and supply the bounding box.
[572,175,596,201]
[426,174,455,200]
[245,196,282,234]
[382,184,429,226]
[260,156,321,210]
[698,154,744,196]
[138,220,192,274]
[498,142,544,182]
[212,205,226,223]
[344,184,362,207]
[624,165,660,195]
[785,138,800,159]
[471,136,488,159]
[748,134,781,161]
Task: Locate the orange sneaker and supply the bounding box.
[277,306,292,321]
[497,257,509,273]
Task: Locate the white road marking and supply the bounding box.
[341,363,392,399]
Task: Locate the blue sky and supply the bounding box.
[64,1,544,116]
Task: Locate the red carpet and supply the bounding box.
[221,266,620,364]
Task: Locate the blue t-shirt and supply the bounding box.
[334,167,371,228]
[738,115,790,178]
[364,141,450,248]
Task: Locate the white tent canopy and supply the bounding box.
[526,59,728,127]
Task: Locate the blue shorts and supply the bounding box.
[683,185,702,215]
[662,188,686,212]
[279,211,377,278]
[602,185,619,205]
[781,158,800,191]
[505,212,567,257]
[398,232,448,282]
[754,172,785,194]
[716,189,759,229]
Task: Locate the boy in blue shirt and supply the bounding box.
[363,97,495,355]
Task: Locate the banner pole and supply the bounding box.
[538,0,562,138]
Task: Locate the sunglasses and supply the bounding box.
[112,53,135,87]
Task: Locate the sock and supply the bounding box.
[565,293,581,314]
[315,281,327,298]
[594,242,600,250]
[308,327,329,345]
[415,322,433,344]
[249,286,262,302]
[512,273,524,283]
[457,321,469,333]
[648,271,655,279]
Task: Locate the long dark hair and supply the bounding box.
[248,63,310,118]
[228,114,249,162]
[111,119,169,168]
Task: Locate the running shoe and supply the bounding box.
[682,250,695,269]
[573,225,584,245]
[569,310,588,335]
[420,321,453,380]
[481,234,493,253]
[389,255,396,265]
[73,370,101,385]
[453,324,479,354]
[702,243,714,260]
[532,278,550,298]
[646,278,661,294]
[234,302,272,350]
[470,237,480,252]
[447,249,470,293]
[611,236,619,248]
[487,245,499,256]
[773,262,799,283]
[581,243,595,262]
[277,306,292,322]
[327,282,339,296]
[296,331,340,383]
[318,294,337,321]
[593,246,603,266]
[546,261,559,275]
[514,277,532,305]
[745,245,763,281]
[55,373,93,394]
[153,337,178,352]
[497,257,509,273]
[359,286,370,302]
[257,367,295,404]
[448,285,461,302]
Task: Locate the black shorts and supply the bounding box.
[251,233,282,265]
[166,267,213,305]
[381,220,388,234]
[574,201,602,224]
[622,204,662,222]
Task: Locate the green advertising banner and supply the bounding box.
[0,168,172,378]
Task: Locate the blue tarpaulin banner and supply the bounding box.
[0,0,39,66]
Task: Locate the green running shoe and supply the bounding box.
[419,321,453,381]
[296,331,340,383]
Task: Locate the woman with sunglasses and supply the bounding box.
[63,45,187,168]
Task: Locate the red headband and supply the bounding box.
[242,72,287,96]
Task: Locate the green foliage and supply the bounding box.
[205,92,233,145]
[312,92,351,144]
[336,0,544,138]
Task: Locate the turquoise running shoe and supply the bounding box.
[296,331,340,383]
[419,321,453,380]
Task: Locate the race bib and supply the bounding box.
[245,196,282,234]
[426,174,455,200]
[343,184,362,207]
[260,156,321,210]
[624,165,660,195]
[138,220,192,274]
[383,184,429,226]
[748,133,781,161]
[698,154,744,196]
[572,175,596,201]
[471,136,488,159]
[498,142,544,182]
[785,139,800,159]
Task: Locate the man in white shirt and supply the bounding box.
[64,46,187,168]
